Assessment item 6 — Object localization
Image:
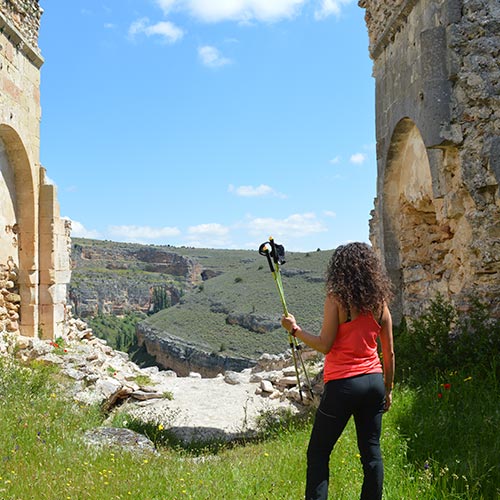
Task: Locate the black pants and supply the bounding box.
[305,373,385,500]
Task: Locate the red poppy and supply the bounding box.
[438,393,443,399]
[443,383,451,390]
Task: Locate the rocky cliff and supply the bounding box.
[136,322,256,377]
[69,239,203,317]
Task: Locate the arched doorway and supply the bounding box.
[0,137,18,265]
[0,124,38,337]
[382,118,451,320]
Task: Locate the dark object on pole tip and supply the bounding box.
[258,236,286,272]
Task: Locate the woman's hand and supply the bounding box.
[281,313,297,333]
[384,389,393,412]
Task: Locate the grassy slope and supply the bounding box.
[1,358,498,499]
[142,248,331,358]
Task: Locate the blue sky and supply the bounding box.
[38,0,376,252]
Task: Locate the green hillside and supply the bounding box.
[143,247,331,358]
[70,238,333,360]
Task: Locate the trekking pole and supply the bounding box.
[259,237,313,401]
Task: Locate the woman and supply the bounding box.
[281,242,394,500]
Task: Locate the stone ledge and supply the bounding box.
[0,10,43,69]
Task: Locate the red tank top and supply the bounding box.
[323,312,382,382]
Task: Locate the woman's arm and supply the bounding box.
[379,303,395,411]
[281,295,339,355]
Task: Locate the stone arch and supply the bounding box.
[0,123,39,337]
[0,136,17,263]
[382,118,451,320]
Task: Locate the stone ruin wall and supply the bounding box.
[0,0,41,49]
[1,0,71,341]
[359,0,499,321]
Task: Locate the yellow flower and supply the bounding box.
[158,424,164,431]
[463,376,472,382]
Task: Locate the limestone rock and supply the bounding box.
[83,427,157,455]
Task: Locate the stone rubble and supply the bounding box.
[0,259,21,336]
[1,316,323,449]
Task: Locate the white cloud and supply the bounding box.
[108,225,181,240]
[198,45,231,67]
[156,0,178,14]
[247,212,327,239]
[154,0,306,23]
[329,156,341,164]
[314,0,354,20]
[188,223,230,237]
[228,183,286,198]
[349,152,366,165]
[324,210,336,218]
[129,17,148,37]
[65,219,101,239]
[129,17,184,43]
[186,223,231,247]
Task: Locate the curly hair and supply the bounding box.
[325,242,393,315]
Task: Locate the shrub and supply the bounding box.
[89,312,144,352]
[395,294,500,384]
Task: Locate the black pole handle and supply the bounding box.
[258,242,275,273]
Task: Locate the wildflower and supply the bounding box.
[443,383,451,390]
[158,424,164,431]
[355,453,361,459]
[438,393,443,399]
[424,462,429,470]
[463,376,472,382]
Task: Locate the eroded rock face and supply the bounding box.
[360,0,499,321]
[69,241,202,317]
[136,322,256,377]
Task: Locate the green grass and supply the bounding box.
[0,357,498,500]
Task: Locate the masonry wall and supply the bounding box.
[359,0,499,321]
[0,0,71,339]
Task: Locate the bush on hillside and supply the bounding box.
[89,312,145,352]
